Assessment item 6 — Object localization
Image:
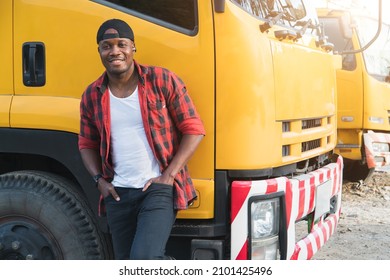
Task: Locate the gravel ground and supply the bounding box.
[312,171,390,260]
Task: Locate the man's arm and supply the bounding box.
[80,148,120,201]
[143,134,204,190]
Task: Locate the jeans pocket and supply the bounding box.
[148,183,174,198]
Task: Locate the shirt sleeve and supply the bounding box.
[78,90,100,151]
[167,72,206,136]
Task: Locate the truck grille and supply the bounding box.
[281,117,333,157]
[302,139,321,152]
[302,118,322,129]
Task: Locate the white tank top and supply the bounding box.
[109,86,161,188]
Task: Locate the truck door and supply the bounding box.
[0,1,13,127]
[11,0,106,133]
[113,1,215,184]
[108,0,216,218]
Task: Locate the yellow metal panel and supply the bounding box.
[0,0,13,127]
[336,35,365,130]
[335,129,363,160]
[363,72,390,131]
[273,41,336,120]
[177,179,214,219]
[0,97,13,127]
[214,2,279,169]
[13,0,106,99]
[10,96,80,133]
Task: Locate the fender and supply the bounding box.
[0,127,107,230]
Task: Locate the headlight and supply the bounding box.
[249,197,280,260]
[368,116,384,124]
[372,142,389,153]
[251,199,279,238]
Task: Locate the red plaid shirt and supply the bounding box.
[79,60,205,213]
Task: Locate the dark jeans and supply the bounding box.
[104,183,176,260]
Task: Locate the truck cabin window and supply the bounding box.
[100,0,197,35]
[231,0,306,23]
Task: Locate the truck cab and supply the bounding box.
[318,4,390,182]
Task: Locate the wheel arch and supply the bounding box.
[0,128,104,229]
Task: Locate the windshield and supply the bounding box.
[231,0,324,38]
[231,0,312,26]
[355,16,390,78]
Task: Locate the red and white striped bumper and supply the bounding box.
[364,131,390,169]
[230,155,343,260]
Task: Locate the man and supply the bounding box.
[78,18,205,260]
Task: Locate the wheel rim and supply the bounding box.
[0,216,63,260]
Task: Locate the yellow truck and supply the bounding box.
[318,2,390,182]
[0,0,343,260]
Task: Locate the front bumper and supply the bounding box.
[230,155,343,260]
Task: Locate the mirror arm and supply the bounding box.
[296,19,312,39]
[260,11,284,33]
[315,23,334,52]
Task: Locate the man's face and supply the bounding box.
[98,29,134,76]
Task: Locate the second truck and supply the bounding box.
[318,0,390,182]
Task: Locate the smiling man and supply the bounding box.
[78,19,205,260]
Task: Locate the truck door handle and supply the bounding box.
[23,42,46,86]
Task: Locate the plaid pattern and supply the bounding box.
[79,60,205,213]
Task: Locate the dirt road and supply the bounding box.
[313,171,390,260]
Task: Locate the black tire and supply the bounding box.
[0,171,111,260]
[343,160,375,183]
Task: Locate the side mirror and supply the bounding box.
[280,0,306,21]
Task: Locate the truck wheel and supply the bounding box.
[343,160,375,183]
[0,171,110,260]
